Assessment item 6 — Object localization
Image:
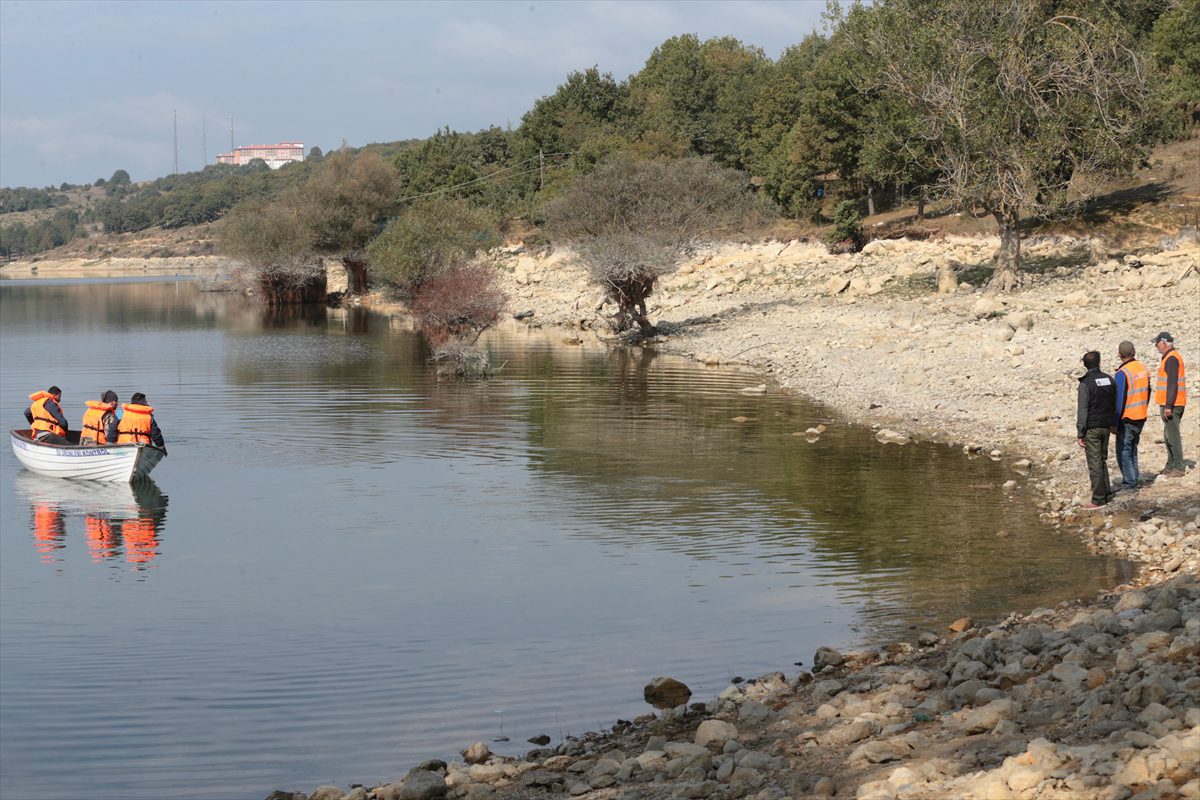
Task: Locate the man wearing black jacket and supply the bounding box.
[1077,351,1116,509]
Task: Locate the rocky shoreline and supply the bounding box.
[10,234,1199,800]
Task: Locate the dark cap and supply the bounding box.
[47,385,61,396]
[1118,341,1135,357]
[1152,331,1174,344]
[102,390,118,404]
[131,392,147,404]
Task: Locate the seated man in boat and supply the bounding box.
[80,390,119,445]
[24,386,70,444]
[117,393,166,452]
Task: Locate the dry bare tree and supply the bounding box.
[542,155,766,335]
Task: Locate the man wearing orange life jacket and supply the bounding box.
[80,390,120,445]
[1152,332,1187,478]
[24,386,70,444]
[1113,341,1150,491]
[116,392,166,452]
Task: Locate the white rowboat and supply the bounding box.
[10,429,166,482]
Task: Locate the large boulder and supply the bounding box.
[644,676,692,708]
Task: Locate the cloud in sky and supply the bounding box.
[0,0,826,188]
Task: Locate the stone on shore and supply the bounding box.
[462,742,491,765]
[644,676,692,708]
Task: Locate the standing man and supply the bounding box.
[1077,351,1116,509]
[24,386,70,444]
[1113,341,1150,490]
[1152,332,1187,477]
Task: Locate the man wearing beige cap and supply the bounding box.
[1152,332,1187,477]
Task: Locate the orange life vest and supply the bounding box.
[1117,359,1150,421]
[85,516,118,561]
[1155,349,1188,407]
[123,518,159,564]
[117,404,154,444]
[81,400,116,444]
[29,391,66,438]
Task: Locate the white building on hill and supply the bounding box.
[216,142,304,169]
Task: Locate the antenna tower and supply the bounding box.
[230,116,235,152]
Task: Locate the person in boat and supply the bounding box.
[116,392,166,452]
[24,386,70,444]
[80,390,119,445]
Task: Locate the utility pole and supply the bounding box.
[230,116,235,152]
[173,109,179,175]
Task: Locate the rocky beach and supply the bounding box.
[8,232,1199,800]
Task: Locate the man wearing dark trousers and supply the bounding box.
[1077,351,1116,509]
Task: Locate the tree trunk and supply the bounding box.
[609,276,657,336]
[916,193,926,221]
[866,185,876,217]
[342,255,369,295]
[988,205,1021,293]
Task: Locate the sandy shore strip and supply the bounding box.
[0,255,236,281]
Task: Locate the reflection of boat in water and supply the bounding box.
[9,429,166,481]
[14,472,169,566]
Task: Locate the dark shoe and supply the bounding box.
[1160,469,1186,478]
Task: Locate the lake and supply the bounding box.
[0,279,1128,800]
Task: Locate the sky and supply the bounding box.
[0,0,829,190]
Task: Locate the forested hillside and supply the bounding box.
[2,0,1196,266]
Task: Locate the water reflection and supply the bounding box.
[14,474,169,569]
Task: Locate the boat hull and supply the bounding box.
[9,430,165,482]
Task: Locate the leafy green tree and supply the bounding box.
[109,169,131,186]
[307,146,324,161]
[827,199,864,251]
[857,94,941,219]
[627,35,768,168]
[744,35,827,178]
[759,13,875,218]
[859,0,1158,291]
[365,196,498,296]
[219,193,325,305]
[542,156,767,336]
[520,67,630,157]
[1149,0,1200,136]
[298,150,401,294]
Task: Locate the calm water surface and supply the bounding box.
[0,280,1127,799]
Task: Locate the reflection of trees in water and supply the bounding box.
[0,281,253,332]
[261,303,328,329]
[217,310,1122,633]
[500,342,1124,634]
[18,475,169,570]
